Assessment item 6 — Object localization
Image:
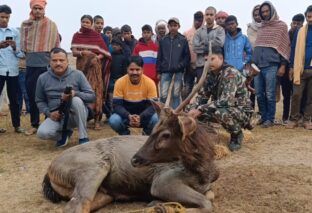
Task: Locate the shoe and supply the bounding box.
[0,128,6,133]
[55,130,73,148]
[261,120,274,128]
[285,120,298,129]
[79,138,89,144]
[303,121,312,130]
[282,120,288,126]
[14,127,25,133]
[256,119,264,125]
[25,127,37,136]
[229,131,243,152]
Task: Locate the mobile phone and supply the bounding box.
[5,36,13,41]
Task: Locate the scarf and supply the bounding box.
[20,17,60,52]
[71,27,111,58]
[255,1,290,61]
[293,24,308,85]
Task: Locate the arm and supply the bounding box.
[289,29,299,68]
[75,73,96,103]
[212,27,225,48]
[177,39,191,70]
[244,36,253,64]
[140,80,158,120]
[214,74,237,108]
[35,77,51,117]
[156,41,163,73]
[112,80,130,119]
[192,29,206,53]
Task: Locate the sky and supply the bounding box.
[2,0,310,51]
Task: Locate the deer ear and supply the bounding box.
[178,116,197,141]
[151,100,164,115]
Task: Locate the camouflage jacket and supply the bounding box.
[189,64,252,112]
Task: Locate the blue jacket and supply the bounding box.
[224,29,252,72]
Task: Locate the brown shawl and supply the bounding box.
[255,1,290,61]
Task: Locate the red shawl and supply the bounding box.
[71,27,111,58]
[255,2,290,60]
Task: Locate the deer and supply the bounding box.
[42,44,221,213]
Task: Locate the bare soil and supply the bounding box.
[0,109,311,213]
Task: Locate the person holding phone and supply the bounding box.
[0,4,25,133]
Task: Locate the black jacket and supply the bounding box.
[156,33,190,74]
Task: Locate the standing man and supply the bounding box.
[193,6,225,80]
[252,1,290,128]
[187,46,253,151]
[215,11,229,29]
[0,4,25,133]
[182,11,204,100]
[224,15,253,73]
[287,5,312,129]
[121,24,137,58]
[20,0,60,135]
[36,48,95,147]
[157,17,190,109]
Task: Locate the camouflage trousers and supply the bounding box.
[198,106,251,134]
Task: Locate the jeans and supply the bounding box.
[109,113,158,135]
[37,97,89,141]
[254,65,278,122]
[26,66,47,128]
[160,72,183,109]
[278,71,292,121]
[18,71,30,114]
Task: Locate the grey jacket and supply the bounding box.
[36,67,95,117]
[193,24,225,67]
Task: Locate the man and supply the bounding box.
[36,48,95,147]
[278,13,305,125]
[252,1,290,128]
[154,19,168,45]
[224,15,252,73]
[0,5,25,133]
[121,24,137,58]
[109,56,158,135]
[133,24,159,86]
[215,10,229,28]
[182,11,204,100]
[20,0,60,135]
[193,6,225,80]
[287,5,312,130]
[157,17,190,109]
[187,46,253,151]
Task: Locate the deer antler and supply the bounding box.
[174,42,212,113]
[164,74,175,107]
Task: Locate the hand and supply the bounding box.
[289,68,294,80]
[188,109,202,118]
[6,40,16,51]
[277,65,286,77]
[129,114,140,127]
[50,111,62,121]
[0,41,9,49]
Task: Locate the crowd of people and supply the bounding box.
[0,0,311,151]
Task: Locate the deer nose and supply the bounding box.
[131,155,143,167]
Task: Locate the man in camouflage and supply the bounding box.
[187,46,253,151]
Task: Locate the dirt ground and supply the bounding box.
[0,104,311,213]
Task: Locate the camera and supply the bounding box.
[5,36,13,41]
[58,86,73,115]
[64,86,72,95]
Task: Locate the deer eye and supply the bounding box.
[161,132,171,139]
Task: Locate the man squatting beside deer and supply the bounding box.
[188,46,253,151]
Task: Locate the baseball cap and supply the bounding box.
[168,17,180,25]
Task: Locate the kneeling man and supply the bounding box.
[109,56,158,135]
[36,48,95,147]
[187,46,253,151]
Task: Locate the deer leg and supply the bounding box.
[90,191,113,211]
[151,177,212,211]
[64,163,110,213]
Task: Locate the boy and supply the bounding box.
[133,24,159,86]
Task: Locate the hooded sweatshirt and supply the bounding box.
[36,67,95,117]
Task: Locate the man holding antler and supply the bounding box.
[187,46,253,151]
